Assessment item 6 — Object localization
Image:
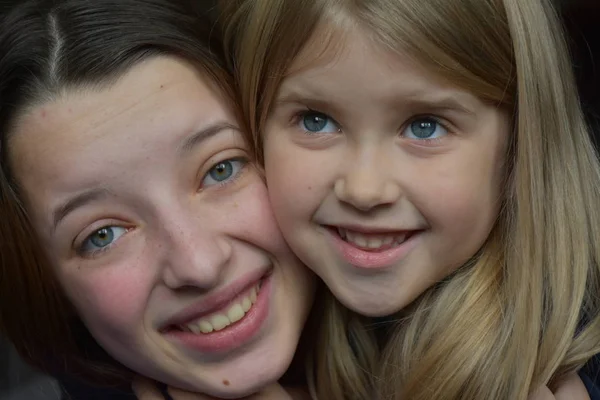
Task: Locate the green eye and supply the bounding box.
[202,159,245,187]
[80,226,127,255]
[209,161,234,182]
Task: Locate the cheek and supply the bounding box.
[263,136,324,221]
[416,152,503,241]
[59,262,153,339]
[228,175,291,253]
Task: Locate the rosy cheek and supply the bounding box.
[65,267,152,334]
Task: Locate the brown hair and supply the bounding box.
[0,0,236,386]
[221,0,600,398]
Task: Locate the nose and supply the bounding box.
[160,220,232,290]
[334,152,401,211]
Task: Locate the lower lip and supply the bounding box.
[327,228,420,270]
[164,275,272,354]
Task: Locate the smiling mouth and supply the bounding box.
[334,227,415,251]
[174,281,263,334]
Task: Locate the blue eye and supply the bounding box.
[298,111,340,134]
[202,159,245,187]
[80,226,127,255]
[403,117,448,140]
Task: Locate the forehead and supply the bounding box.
[281,26,481,110]
[9,57,229,179]
[9,58,235,208]
[286,22,425,84]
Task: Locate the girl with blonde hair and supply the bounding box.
[216,0,600,399]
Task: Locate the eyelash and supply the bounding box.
[289,107,453,144]
[289,108,341,134]
[405,115,451,145]
[76,225,132,259]
[199,156,248,190]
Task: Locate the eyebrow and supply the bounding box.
[402,94,477,116]
[178,121,239,156]
[52,187,113,232]
[275,86,477,117]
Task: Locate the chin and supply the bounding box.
[335,288,402,317]
[170,346,293,398]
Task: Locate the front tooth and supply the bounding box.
[351,233,367,247]
[198,320,214,334]
[242,297,252,312]
[366,237,384,249]
[383,236,394,246]
[250,286,258,303]
[210,314,230,331]
[227,304,245,323]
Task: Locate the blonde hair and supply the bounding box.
[220,0,600,399]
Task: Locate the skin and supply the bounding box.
[263,27,509,317]
[531,375,591,400]
[9,57,314,399]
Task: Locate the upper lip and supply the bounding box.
[160,267,271,330]
[327,224,419,235]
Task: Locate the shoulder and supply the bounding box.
[553,373,591,400]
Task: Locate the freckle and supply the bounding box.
[222,379,230,386]
[308,186,312,190]
[160,84,164,89]
[40,109,47,118]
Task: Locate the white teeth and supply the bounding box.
[198,320,214,334]
[227,304,245,323]
[366,237,383,249]
[210,315,230,331]
[348,231,367,247]
[338,228,408,250]
[241,297,252,312]
[180,282,261,334]
[188,324,201,334]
